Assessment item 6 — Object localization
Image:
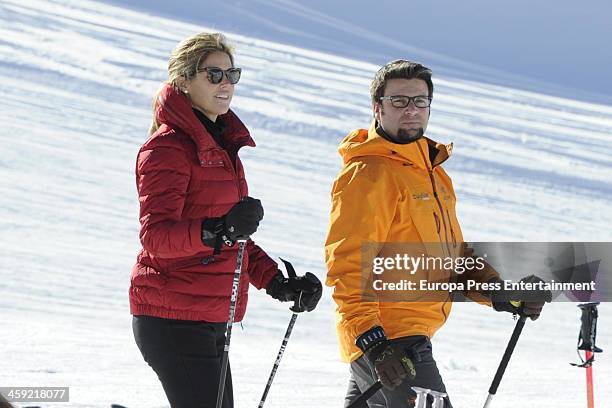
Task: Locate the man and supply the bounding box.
[324,60,548,408]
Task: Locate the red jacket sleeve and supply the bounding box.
[137,145,210,259]
[247,242,278,289]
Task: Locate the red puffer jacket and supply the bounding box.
[129,84,278,322]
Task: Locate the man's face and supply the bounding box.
[374,78,430,144]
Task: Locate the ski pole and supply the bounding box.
[258,312,298,407]
[585,349,595,408]
[570,302,603,408]
[346,381,382,408]
[216,239,247,408]
[580,303,599,408]
[429,389,448,408]
[483,315,527,408]
[412,387,431,408]
[257,258,302,407]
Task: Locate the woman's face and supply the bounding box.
[184,51,235,122]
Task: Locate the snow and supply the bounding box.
[0,0,610,407]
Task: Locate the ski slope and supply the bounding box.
[0,0,611,407]
[101,0,612,104]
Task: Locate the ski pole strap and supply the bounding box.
[488,315,527,396]
[346,381,383,408]
[279,258,304,312]
[570,353,595,368]
[280,257,297,278]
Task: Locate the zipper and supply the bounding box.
[446,209,458,248]
[440,293,450,323]
[416,142,452,258]
[415,142,456,324]
[433,211,450,323]
[211,149,242,201]
[227,151,243,201]
[199,149,244,254]
[230,141,252,201]
[433,212,444,244]
[433,212,440,233]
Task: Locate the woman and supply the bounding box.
[130,32,321,408]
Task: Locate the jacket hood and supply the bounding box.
[338,120,453,169]
[155,83,255,151]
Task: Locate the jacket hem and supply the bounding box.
[130,303,244,323]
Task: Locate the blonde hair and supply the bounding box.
[149,32,235,135]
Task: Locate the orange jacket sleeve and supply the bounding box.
[325,159,399,341]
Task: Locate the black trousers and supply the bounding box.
[133,315,233,408]
[344,336,452,408]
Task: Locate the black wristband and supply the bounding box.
[356,326,387,353]
[201,218,228,254]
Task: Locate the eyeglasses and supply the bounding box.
[380,95,432,108]
[196,67,242,85]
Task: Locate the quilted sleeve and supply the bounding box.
[136,145,210,258]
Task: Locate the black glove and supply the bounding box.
[224,197,264,240]
[356,327,416,390]
[487,275,552,320]
[266,271,322,312]
[201,197,264,251]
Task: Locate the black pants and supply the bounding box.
[344,336,452,408]
[133,315,233,408]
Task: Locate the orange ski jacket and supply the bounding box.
[325,121,499,362]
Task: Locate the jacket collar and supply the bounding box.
[155,83,255,153]
[366,120,452,169]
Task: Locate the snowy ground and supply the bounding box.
[0,0,611,407]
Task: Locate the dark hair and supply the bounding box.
[370,60,434,104]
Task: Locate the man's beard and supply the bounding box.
[395,127,424,144]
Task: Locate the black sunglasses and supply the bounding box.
[196,67,242,85]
